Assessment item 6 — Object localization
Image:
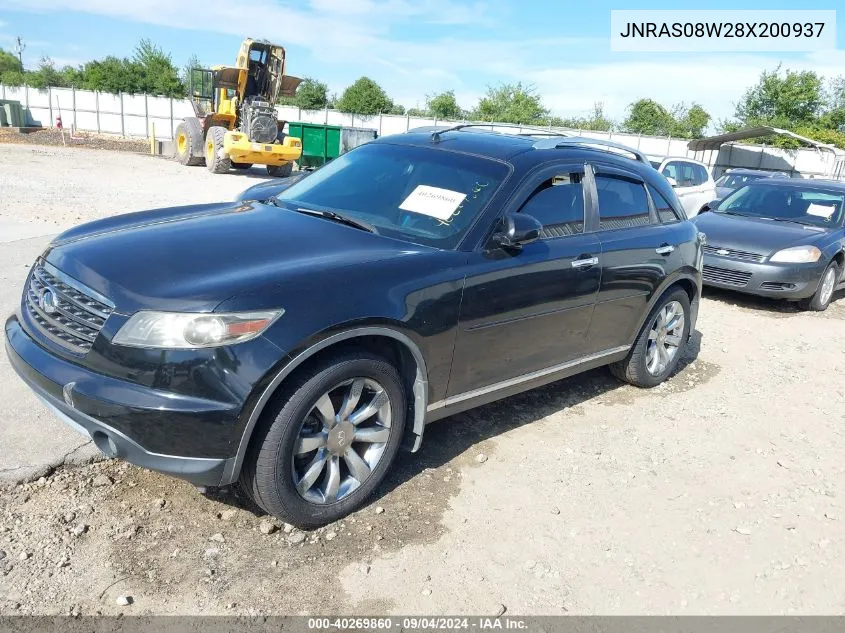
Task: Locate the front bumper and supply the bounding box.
[224,131,302,166]
[5,315,235,486]
[701,254,826,299]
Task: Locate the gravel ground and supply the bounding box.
[0,143,273,235]
[0,129,150,154]
[1,145,845,616]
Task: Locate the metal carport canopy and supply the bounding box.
[687,126,838,153]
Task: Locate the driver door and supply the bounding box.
[447,164,601,398]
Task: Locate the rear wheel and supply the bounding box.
[240,352,405,528]
[800,261,839,311]
[610,288,691,387]
[267,162,294,178]
[231,162,252,170]
[174,118,204,166]
[205,126,231,174]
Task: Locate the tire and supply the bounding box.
[266,162,294,178]
[174,118,204,166]
[800,261,840,312]
[610,288,691,388]
[231,162,252,170]
[205,126,231,174]
[240,351,406,528]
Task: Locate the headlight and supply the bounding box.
[769,246,822,263]
[112,310,282,349]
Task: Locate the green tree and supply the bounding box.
[389,103,406,115]
[554,102,614,132]
[622,99,674,135]
[336,76,394,115]
[0,70,25,86]
[734,66,824,127]
[668,102,710,138]
[77,56,144,93]
[288,77,329,109]
[133,39,184,96]
[407,106,428,117]
[472,82,548,123]
[427,90,463,120]
[26,57,70,89]
[0,48,23,75]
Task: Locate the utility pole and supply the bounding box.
[14,36,25,68]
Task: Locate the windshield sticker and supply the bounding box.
[399,186,467,221]
[806,202,837,218]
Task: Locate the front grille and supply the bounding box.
[24,261,114,354]
[702,265,752,288]
[702,244,765,263]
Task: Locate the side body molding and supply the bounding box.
[220,327,430,485]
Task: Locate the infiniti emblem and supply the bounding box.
[39,288,59,315]
[716,249,729,256]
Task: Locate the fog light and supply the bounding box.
[92,431,120,458]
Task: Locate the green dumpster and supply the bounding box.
[287,122,377,169]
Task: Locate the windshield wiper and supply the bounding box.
[293,207,378,233]
[768,217,810,226]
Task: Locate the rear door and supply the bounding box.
[585,165,675,353]
[447,163,601,397]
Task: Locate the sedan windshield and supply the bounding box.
[275,143,509,249]
[715,173,766,189]
[716,183,845,228]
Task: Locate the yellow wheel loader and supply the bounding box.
[174,39,303,176]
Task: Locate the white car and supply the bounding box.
[649,157,716,218]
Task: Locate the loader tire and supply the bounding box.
[174,118,205,166]
[267,162,293,178]
[205,126,232,174]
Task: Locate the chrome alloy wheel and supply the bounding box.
[292,378,392,504]
[819,267,836,306]
[646,300,685,376]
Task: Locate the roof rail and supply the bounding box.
[532,136,650,165]
[424,123,571,142]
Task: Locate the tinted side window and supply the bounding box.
[596,175,651,230]
[518,172,585,239]
[647,184,681,222]
[663,161,694,187]
[693,164,709,186]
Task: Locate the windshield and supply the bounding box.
[715,173,767,189]
[716,183,845,227]
[276,143,509,249]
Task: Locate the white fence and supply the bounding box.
[2,84,843,179]
[0,84,194,139]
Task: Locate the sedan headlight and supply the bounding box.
[769,246,822,264]
[112,310,283,349]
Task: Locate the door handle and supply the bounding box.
[571,256,599,268]
[655,245,675,255]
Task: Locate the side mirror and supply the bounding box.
[665,176,678,188]
[493,212,541,251]
[698,199,720,214]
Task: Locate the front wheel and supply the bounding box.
[240,352,406,528]
[800,261,840,312]
[267,162,294,178]
[610,288,691,387]
[205,126,231,174]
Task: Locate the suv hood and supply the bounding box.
[44,200,429,313]
[693,211,829,256]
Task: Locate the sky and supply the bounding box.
[0,0,843,126]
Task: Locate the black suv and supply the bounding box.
[5,127,703,527]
